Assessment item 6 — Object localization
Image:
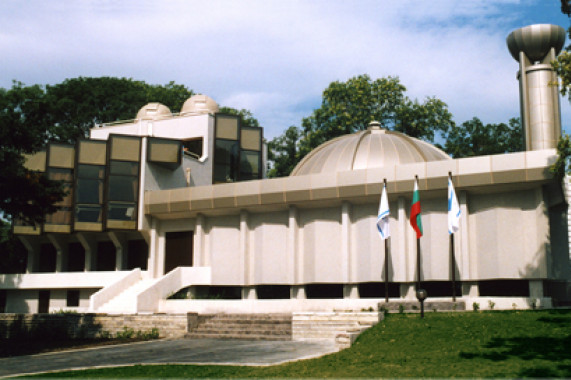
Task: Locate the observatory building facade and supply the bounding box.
[0,24,570,314]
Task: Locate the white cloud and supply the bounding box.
[1,0,569,138]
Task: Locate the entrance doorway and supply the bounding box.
[164,231,193,274]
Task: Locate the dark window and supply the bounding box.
[127,239,149,270]
[75,164,105,224]
[183,138,203,158]
[214,139,239,183]
[0,290,6,313]
[479,280,529,297]
[38,290,50,313]
[96,241,116,271]
[239,151,260,180]
[107,159,139,228]
[306,284,344,299]
[66,290,80,307]
[110,161,138,176]
[39,244,57,273]
[256,285,290,299]
[358,282,401,298]
[164,231,193,273]
[67,242,85,272]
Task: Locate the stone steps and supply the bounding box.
[186,313,293,341]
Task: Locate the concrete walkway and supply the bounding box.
[0,338,338,378]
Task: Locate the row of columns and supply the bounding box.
[183,190,484,300]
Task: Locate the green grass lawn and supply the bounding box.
[26,310,571,378]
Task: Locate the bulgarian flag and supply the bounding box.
[410,178,423,239]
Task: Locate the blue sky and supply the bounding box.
[1,0,569,139]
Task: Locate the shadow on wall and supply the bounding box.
[0,313,103,343]
[519,188,571,306]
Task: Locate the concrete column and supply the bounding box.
[156,230,165,278]
[137,137,148,231]
[291,285,306,300]
[459,191,472,282]
[341,201,352,284]
[288,206,301,284]
[77,233,96,271]
[47,234,67,273]
[529,280,544,299]
[240,210,251,285]
[194,214,205,267]
[19,236,39,273]
[242,286,257,300]
[397,197,410,282]
[400,283,416,300]
[462,282,479,297]
[343,284,359,299]
[108,231,127,271]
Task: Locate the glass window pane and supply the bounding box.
[76,179,103,204]
[213,164,234,183]
[110,161,139,176]
[77,164,104,179]
[240,151,260,180]
[214,140,238,165]
[108,203,137,221]
[108,176,138,202]
[48,168,73,181]
[75,205,102,223]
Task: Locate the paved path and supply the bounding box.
[0,339,338,377]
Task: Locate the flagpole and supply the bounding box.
[449,172,457,302]
[413,175,425,318]
[384,179,389,303]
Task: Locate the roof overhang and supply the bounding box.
[145,149,558,219]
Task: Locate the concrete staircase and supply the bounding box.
[186,314,293,341]
[96,279,157,314]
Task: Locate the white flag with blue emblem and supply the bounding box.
[377,184,390,240]
[448,177,461,234]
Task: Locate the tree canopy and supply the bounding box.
[554,0,571,99]
[0,82,65,223]
[296,75,454,160]
[441,117,522,158]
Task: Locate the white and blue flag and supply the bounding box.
[448,177,461,234]
[377,184,390,240]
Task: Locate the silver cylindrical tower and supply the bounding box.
[507,24,566,151]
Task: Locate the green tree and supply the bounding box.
[442,117,523,158]
[554,0,571,98]
[46,77,194,143]
[267,126,302,178]
[0,82,65,224]
[298,74,453,159]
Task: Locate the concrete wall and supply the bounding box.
[468,189,549,280]
[167,186,558,288]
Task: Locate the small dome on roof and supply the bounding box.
[291,122,451,176]
[181,94,219,115]
[136,103,172,121]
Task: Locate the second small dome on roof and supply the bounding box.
[290,122,451,176]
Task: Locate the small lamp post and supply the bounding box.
[416,289,428,318]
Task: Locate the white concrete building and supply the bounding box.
[0,24,570,314]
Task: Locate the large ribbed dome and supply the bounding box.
[291,123,451,176]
